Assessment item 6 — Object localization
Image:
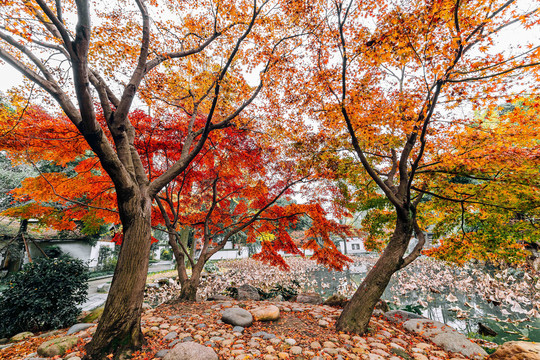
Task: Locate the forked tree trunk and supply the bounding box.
[177,259,204,302]
[85,192,153,360]
[167,230,203,302]
[336,216,414,333]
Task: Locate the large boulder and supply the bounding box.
[383,310,425,324]
[9,331,33,342]
[489,341,540,360]
[296,292,323,304]
[37,336,79,357]
[236,284,260,301]
[163,341,218,360]
[250,305,280,321]
[222,307,253,327]
[403,319,487,359]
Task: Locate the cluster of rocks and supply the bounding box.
[2,298,540,360]
[141,300,497,360]
[0,322,96,360]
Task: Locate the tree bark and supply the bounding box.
[336,216,413,333]
[177,259,204,302]
[4,219,28,274]
[85,191,152,360]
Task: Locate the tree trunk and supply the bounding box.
[177,260,203,302]
[85,192,152,360]
[5,219,28,274]
[336,216,413,334]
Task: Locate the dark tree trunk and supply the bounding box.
[177,259,204,302]
[85,192,152,360]
[336,216,413,333]
[4,220,28,274]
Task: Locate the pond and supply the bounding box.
[304,254,540,345]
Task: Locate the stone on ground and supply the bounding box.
[37,336,79,357]
[296,292,323,304]
[383,310,425,324]
[9,332,34,342]
[222,307,253,327]
[403,319,487,359]
[236,284,260,301]
[163,341,218,360]
[66,323,94,335]
[489,341,540,360]
[250,305,280,321]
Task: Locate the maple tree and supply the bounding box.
[0,101,354,312]
[418,97,540,264]
[275,0,540,334]
[0,0,319,357]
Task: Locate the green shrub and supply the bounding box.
[0,256,89,338]
[43,245,65,259]
[160,249,173,261]
[203,261,219,273]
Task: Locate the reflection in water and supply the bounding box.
[304,254,540,344]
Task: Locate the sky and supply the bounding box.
[0,63,23,93]
[0,1,537,95]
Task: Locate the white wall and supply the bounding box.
[28,240,115,269]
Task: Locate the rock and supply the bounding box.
[222,307,253,327]
[403,319,487,359]
[67,323,94,335]
[0,338,7,344]
[533,257,540,272]
[290,346,302,355]
[164,331,178,341]
[156,349,170,358]
[296,292,323,304]
[390,347,412,360]
[318,320,329,327]
[489,341,540,360]
[163,341,218,360]
[285,338,296,346]
[250,305,280,321]
[65,353,82,359]
[37,336,79,357]
[96,283,110,293]
[323,294,349,308]
[237,284,260,301]
[9,332,34,342]
[80,306,104,323]
[383,310,425,324]
[233,326,245,333]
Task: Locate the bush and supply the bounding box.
[43,245,65,259]
[160,249,173,261]
[0,256,89,338]
[203,261,219,273]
